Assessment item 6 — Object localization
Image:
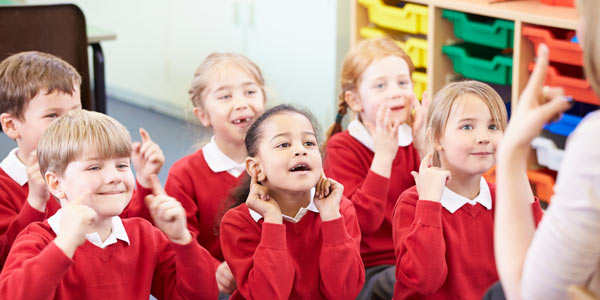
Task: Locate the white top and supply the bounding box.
[248,188,319,224]
[440,177,492,213]
[48,209,130,249]
[347,119,413,152]
[522,111,600,299]
[0,148,28,186]
[202,136,245,177]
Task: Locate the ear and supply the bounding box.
[193,107,211,128]
[45,171,66,200]
[0,113,21,140]
[344,90,364,113]
[245,157,266,182]
[426,127,443,152]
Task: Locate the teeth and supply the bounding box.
[290,164,309,171]
[233,118,251,124]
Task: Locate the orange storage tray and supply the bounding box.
[528,63,600,105]
[540,0,575,7]
[523,25,582,66]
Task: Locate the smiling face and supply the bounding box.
[47,151,135,219]
[194,66,266,147]
[437,93,503,177]
[348,55,414,126]
[251,112,322,194]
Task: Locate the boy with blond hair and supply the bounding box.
[0,51,163,269]
[0,110,218,299]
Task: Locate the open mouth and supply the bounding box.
[289,163,312,172]
[231,116,253,125]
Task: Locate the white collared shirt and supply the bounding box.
[347,119,413,152]
[203,136,245,177]
[440,177,492,213]
[248,188,319,223]
[0,148,28,186]
[48,209,130,249]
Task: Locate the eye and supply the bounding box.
[489,124,498,131]
[276,142,290,148]
[304,141,316,147]
[373,82,385,89]
[217,94,231,100]
[245,89,257,96]
[44,113,58,118]
[117,163,130,169]
[461,124,473,130]
[86,165,100,171]
[398,80,411,86]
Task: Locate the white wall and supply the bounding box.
[28,0,350,131]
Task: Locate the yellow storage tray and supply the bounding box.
[359,27,428,68]
[412,71,427,99]
[358,0,428,34]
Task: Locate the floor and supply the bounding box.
[0,97,210,184]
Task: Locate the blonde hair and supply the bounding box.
[578,0,600,96]
[325,37,415,143]
[38,110,132,176]
[189,53,265,108]
[0,51,81,120]
[427,81,507,166]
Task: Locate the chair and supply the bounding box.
[0,4,92,111]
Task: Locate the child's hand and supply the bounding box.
[54,193,97,258]
[314,175,343,222]
[25,151,50,212]
[411,92,430,158]
[144,175,192,245]
[411,153,451,203]
[365,102,401,161]
[132,128,165,188]
[245,172,282,224]
[216,261,237,294]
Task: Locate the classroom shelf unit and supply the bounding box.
[352,0,583,203]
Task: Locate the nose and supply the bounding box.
[233,93,250,111]
[476,128,490,145]
[103,166,122,184]
[293,145,308,157]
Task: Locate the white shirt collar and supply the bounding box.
[248,188,319,223]
[48,209,130,248]
[0,148,28,186]
[347,119,413,152]
[202,136,245,177]
[440,177,492,213]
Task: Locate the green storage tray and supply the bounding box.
[443,10,514,49]
[442,43,513,85]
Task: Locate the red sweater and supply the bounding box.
[392,182,544,300]
[0,217,218,300]
[165,149,243,270]
[323,130,419,267]
[0,168,151,270]
[220,197,365,300]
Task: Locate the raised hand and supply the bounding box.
[314,175,343,221]
[245,171,282,224]
[411,91,430,158]
[132,128,165,188]
[216,261,237,294]
[144,175,191,245]
[365,102,401,161]
[500,44,572,154]
[54,192,97,258]
[411,153,451,203]
[26,151,50,212]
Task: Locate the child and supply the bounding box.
[0,110,218,299]
[165,53,266,294]
[0,51,164,269]
[392,81,544,299]
[323,37,426,300]
[219,104,365,300]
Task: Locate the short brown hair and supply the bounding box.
[0,51,82,120]
[189,52,265,108]
[38,110,132,176]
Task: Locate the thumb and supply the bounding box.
[411,171,419,183]
[538,96,573,124]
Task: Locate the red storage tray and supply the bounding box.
[523,25,582,66]
[540,0,575,7]
[528,63,600,105]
